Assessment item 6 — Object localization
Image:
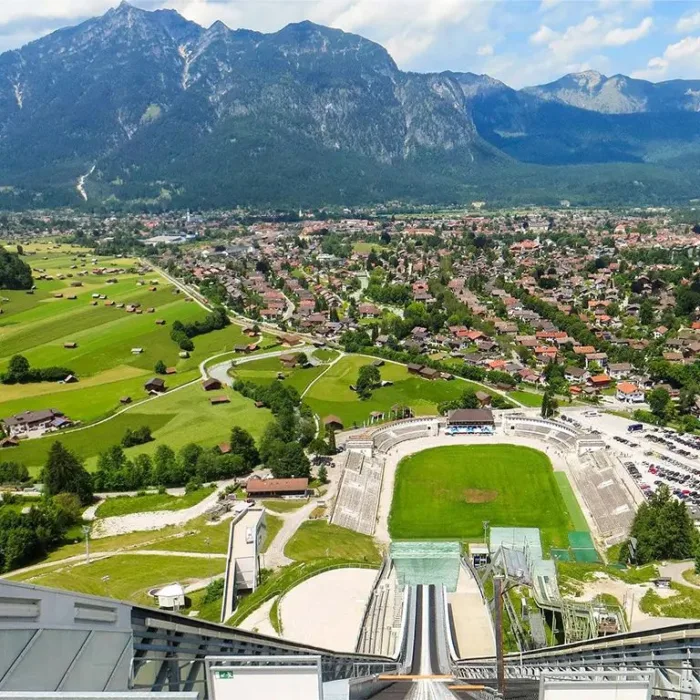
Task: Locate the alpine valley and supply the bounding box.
[2,1,700,210]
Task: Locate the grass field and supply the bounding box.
[232,356,325,395]
[553,473,589,531]
[16,554,225,606]
[389,445,578,551]
[262,499,309,513]
[312,348,340,362]
[0,244,278,432]
[284,520,381,563]
[302,355,503,428]
[508,390,543,408]
[263,514,283,553]
[12,382,273,475]
[95,487,215,518]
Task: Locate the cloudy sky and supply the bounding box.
[1,0,700,87]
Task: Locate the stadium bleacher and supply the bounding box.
[331,450,383,535]
[570,451,635,545]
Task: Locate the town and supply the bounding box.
[4,204,700,699]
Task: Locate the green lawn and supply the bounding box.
[262,499,309,513]
[641,582,700,619]
[303,355,500,428]
[0,244,264,433]
[232,356,325,395]
[153,517,233,554]
[553,472,589,531]
[389,445,576,551]
[13,382,273,475]
[95,487,215,518]
[284,520,381,564]
[312,348,340,362]
[508,390,543,408]
[17,553,225,606]
[262,514,283,553]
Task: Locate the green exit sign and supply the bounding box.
[216,671,234,679]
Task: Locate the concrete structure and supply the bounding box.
[221,506,266,622]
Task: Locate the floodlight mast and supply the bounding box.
[82,525,91,564]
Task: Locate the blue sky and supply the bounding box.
[1,0,700,87]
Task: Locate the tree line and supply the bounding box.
[2,354,74,385]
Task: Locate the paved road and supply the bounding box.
[263,500,321,569]
[262,460,345,569]
[659,560,700,589]
[207,345,316,387]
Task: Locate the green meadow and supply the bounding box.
[1,243,275,473]
[301,354,502,428]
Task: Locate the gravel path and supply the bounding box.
[91,481,235,539]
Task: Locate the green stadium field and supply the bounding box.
[389,444,581,552]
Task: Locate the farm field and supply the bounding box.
[302,354,504,428]
[0,243,277,426]
[389,445,579,552]
[232,356,325,395]
[11,382,273,475]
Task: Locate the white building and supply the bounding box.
[616,382,645,403]
[151,583,186,610]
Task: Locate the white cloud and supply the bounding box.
[528,14,653,63]
[530,24,556,45]
[676,11,700,33]
[603,16,652,46]
[477,43,494,56]
[0,0,112,25]
[539,0,561,10]
[633,35,700,80]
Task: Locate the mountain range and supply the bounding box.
[1,1,700,210]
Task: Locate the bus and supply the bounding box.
[627,423,644,433]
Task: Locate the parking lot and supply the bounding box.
[567,407,700,518]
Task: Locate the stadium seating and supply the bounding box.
[569,451,635,544]
[331,450,384,535]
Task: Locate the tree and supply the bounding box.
[639,298,655,326]
[6,354,30,382]
[268,442,311,479]
[357,364,381,399]
[541,389,557,418]
[460,389,479,409]
[52,493,83,527]
[155,360,167,374]
[41,442,93,505]
[0,248,33,290]
[631,484,697,563]
[648,387,671,420]
[153,445,179,486]
[327,427,337,455]
[318,465,328,484]
[229,426,259,470]
[179,443,203,475]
